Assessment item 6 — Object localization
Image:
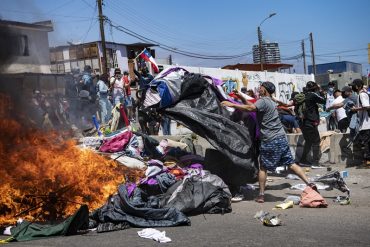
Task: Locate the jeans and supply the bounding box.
[300,120,321,164]
[161,116,171,135]
[99,97,112,124]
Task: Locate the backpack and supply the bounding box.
[294,93,306,120]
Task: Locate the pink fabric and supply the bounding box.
[99,131,133,153]
[299,186,328,208]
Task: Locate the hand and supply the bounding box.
[221,101,234,107]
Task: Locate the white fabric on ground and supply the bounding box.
[137,228,172,243]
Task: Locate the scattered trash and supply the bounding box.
[254,211,282,227]
[334,196,351,205]
[290,184,307,190]
[299,186,328,208]
[284,196,300,205]
[137,228,172,243]
[275,166,286,174]
[340,198,351,205]
[305,168,310,173]
[340,170,348,178]
[274,200,294,210]
[327,167,332,172]
[311,166,326,169]
[314,171,351,198]
[267,178,274,182]
[291,183,329,191]
[285,174,300,180]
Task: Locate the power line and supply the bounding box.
[106,18,252,60]
[81,1,98,42]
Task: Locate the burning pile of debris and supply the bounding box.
[0,93,143,226]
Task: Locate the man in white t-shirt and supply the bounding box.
[332,89,349,133]
[350,79,370,164]
[325,81,337,131]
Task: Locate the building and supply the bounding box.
[253,41,281,64]
[310,61,363,89]
[0,19,53,74]
[222,63,293,72]
[49,41,156,75]
[308,61,362,75]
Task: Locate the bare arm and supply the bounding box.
[272,97,294,107]
[221,101,257,112]
[326,102,344,111]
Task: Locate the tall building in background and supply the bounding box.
[253,41,281,64]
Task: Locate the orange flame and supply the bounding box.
[0,93,143,226]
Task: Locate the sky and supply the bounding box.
[0,0,369,74]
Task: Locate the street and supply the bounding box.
[4,163,370,247]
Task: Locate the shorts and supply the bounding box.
[260,136,295,171]
[125,96,133,107]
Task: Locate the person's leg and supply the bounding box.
[99,99,106,124]
[289,163,309,184]
[300,122,314,163]
[311,124,321,164]
[258,167,267,195]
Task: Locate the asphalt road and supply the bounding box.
[2,163,370,247]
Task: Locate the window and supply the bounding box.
[15,35,29,56]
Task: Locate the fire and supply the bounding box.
[0,93,143,226]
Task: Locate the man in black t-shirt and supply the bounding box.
[300,81,326,165]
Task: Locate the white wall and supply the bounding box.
[160,65,314,103]
[4,29,51,74]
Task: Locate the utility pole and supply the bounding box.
[309,32,316,75]
[168,54,172,65]
[98,0,107,74]
[301,40,307,74]
[258,26,263,71]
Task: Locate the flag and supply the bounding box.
[139,48,159,73]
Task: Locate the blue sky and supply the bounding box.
[1,0,369,74]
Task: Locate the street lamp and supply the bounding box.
[258,13,277,71]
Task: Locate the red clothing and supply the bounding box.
[123,76,131,96]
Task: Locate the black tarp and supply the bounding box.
[154,72,258,174]
[90,184,190,228]
[159,172,232,215]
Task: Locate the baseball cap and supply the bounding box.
[348,79,363,87]
[261,81,275,94]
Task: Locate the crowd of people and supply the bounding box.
[74,65,171,136]
[222,79,369,202]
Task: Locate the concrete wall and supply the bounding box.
[286,133,363,166]
[315,72,362,89]
[159,65,314,103]
[4,29,51,74]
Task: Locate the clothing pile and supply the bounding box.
[143,67,259,172]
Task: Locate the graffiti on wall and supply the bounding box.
[221,77,238,94]
[278,82,294,103]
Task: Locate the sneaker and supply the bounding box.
[231,194,244,203]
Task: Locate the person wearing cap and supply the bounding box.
[221,81,312,203]
[299,81,326,166]
[349,79,370,164]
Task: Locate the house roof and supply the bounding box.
[50,41,157,50]
[0,19,53,32]
[222,63,293,72]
